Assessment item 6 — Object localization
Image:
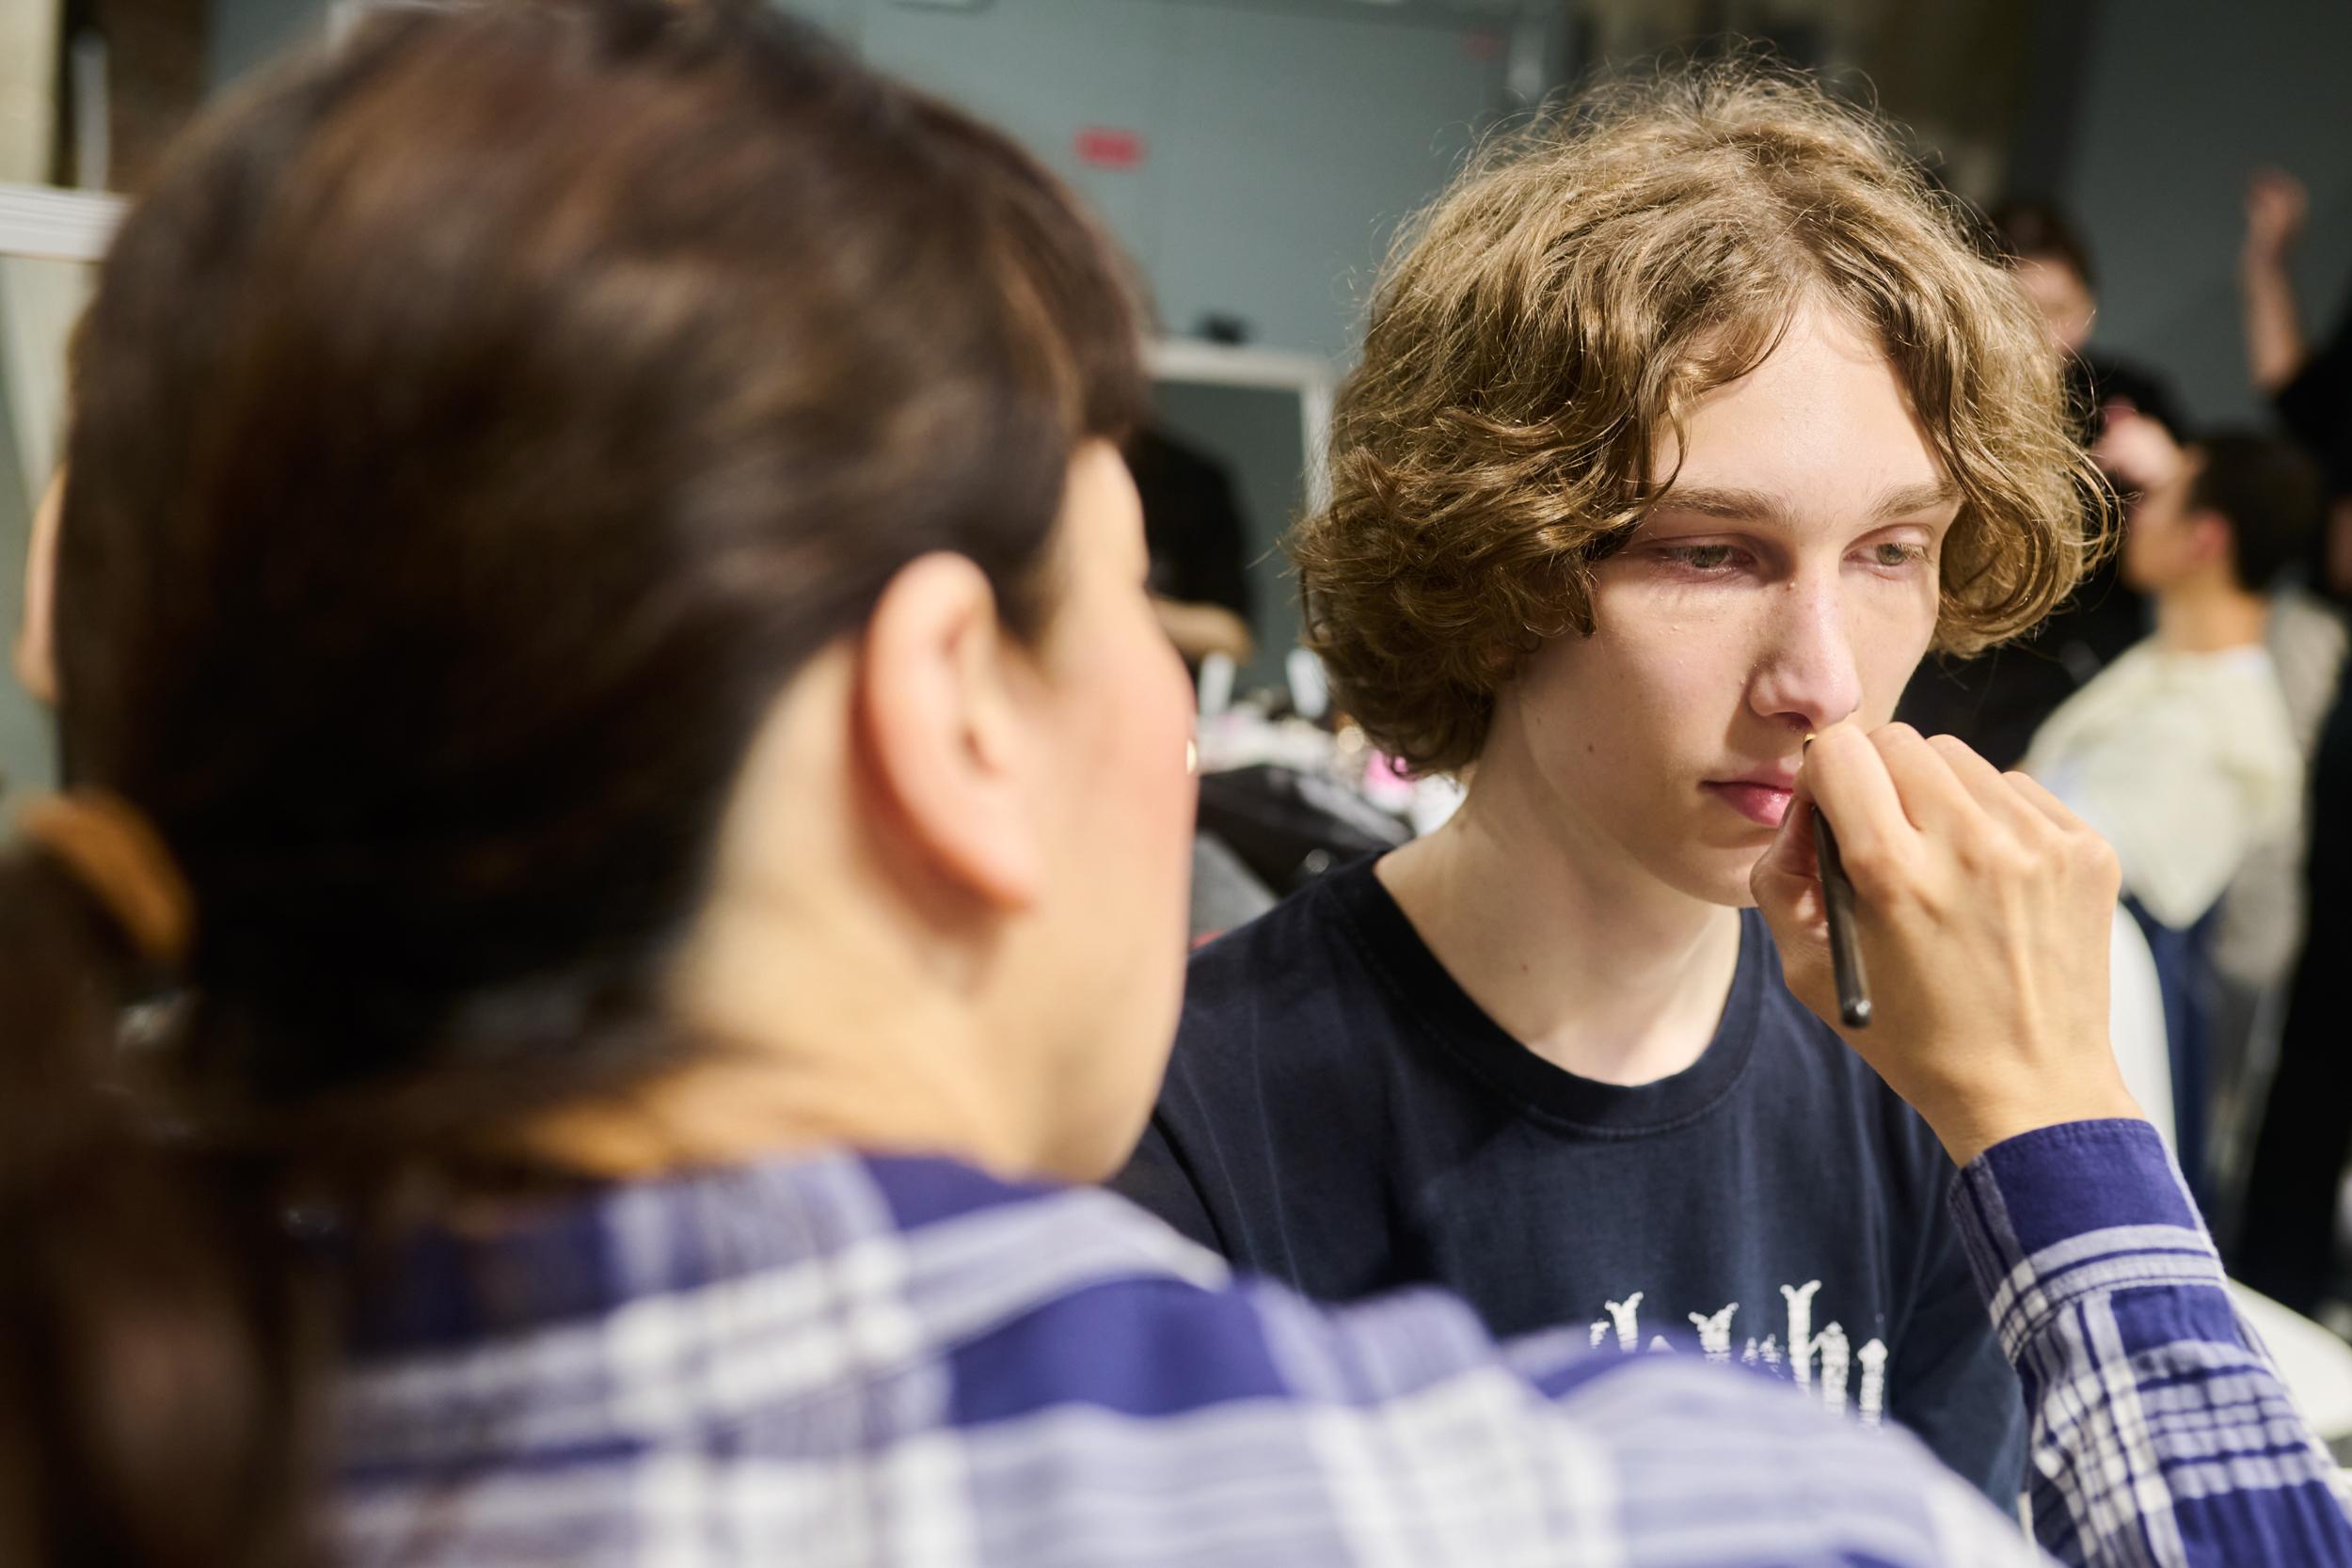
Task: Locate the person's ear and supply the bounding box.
[855,550,1043,911]
[14,471,61,705]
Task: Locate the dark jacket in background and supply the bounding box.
[1897,351,2182,768]
[1128,428,1253,625]
[2232,287,2352,1313]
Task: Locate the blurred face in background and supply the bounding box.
[2119,451,2216,594]
[2013,255,2097,355]
[1486,306,1957,907]
[2098,412,2209,593]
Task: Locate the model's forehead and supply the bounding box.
[1656,307,1947,515]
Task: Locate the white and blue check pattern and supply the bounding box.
[1951,1121,2352,1565]
[336,1120,2352,1566]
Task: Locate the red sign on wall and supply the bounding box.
[1074,127,1147,171]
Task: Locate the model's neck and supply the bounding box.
[1376,766,1741,1088]
[2154,573,2268,654]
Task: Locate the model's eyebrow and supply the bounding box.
[1871,480,1962,519]
[1645,480,1961,524]
[1644,485,1787,522]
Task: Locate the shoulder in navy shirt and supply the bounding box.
[1113,855,2026,1506]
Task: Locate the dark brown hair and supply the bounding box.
[0,2,1143,1559]
[2191,431,2323,592]
[1296,62,2098,773]
[1987,198,2096,290]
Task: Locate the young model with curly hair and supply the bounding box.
[1114,67,2102,1504]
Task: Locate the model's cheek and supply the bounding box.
[1617,592,1776,718]
[1523,627,1656,757]
[1848,586,1942,722]
[1584,582,1748,699]
[1588,632,1739,799]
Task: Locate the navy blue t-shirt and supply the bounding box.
[1113,856,2026,1506]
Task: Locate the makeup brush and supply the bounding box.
[1804,736,1871,1029]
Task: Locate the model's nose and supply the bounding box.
[1748,570,1864,734]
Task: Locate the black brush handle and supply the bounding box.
[1812,803,1872,1029]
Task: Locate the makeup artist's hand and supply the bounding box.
[1751,720,2145,1166]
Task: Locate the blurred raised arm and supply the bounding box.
[2243,166,2311,395]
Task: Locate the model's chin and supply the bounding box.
[1650,837,1770,910]
[1704,852,1767,910]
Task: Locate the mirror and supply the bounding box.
[1144,340,1331,698]
[0,182,118,800]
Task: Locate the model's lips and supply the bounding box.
[1703,778,1796,827]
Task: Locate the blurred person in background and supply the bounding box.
[1997,199,2192,443]
[2022,422,2318,1201]
[7,6,2352,1564]
[2242,167,2352,527]
[2218,175,2352,1017]
[1898,200,2185,769]
[1915,201,2341,1226]
[1127,427,1256,670]
[1116,69,2106,1508]
[2230,166,2352,1319]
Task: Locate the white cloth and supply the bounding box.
[2213,588,2346,987]
[2108,901,2175,1152]
[2024,639,2302,929]
[2227,1278,2352,1441]
[2267,585,2350,752]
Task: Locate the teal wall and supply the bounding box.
[207,0,1510,365]
[831,0,1505,361]
[1153,379,1307,693]
[196,0,1516,689]
[0,361,49,802]
[2060,0,2352,431]
[191,0,2352,429]
[205,0,332,92]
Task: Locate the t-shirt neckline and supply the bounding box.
[1323,856,1766,1138]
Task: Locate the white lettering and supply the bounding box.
[1779,1281,1823,1388]
[1814,1321,1850,1412]
[1588,1280,1881,1424]
[1857,1339,1888,1428]
[1688,1304,1738,1363]
[1604,1291,1644,1354]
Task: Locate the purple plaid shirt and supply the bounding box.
[335,1118,2352,1566]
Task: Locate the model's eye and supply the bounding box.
[1670,544,1738,570]
[1872,542,1923,568]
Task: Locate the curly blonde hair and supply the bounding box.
[1297,62,2102,774]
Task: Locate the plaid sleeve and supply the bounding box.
[1949,1118,2352,1566]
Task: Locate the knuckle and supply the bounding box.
[1846,840,1924,905]
[1840,839,1895,893]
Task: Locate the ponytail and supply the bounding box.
[0,840,311,1566]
